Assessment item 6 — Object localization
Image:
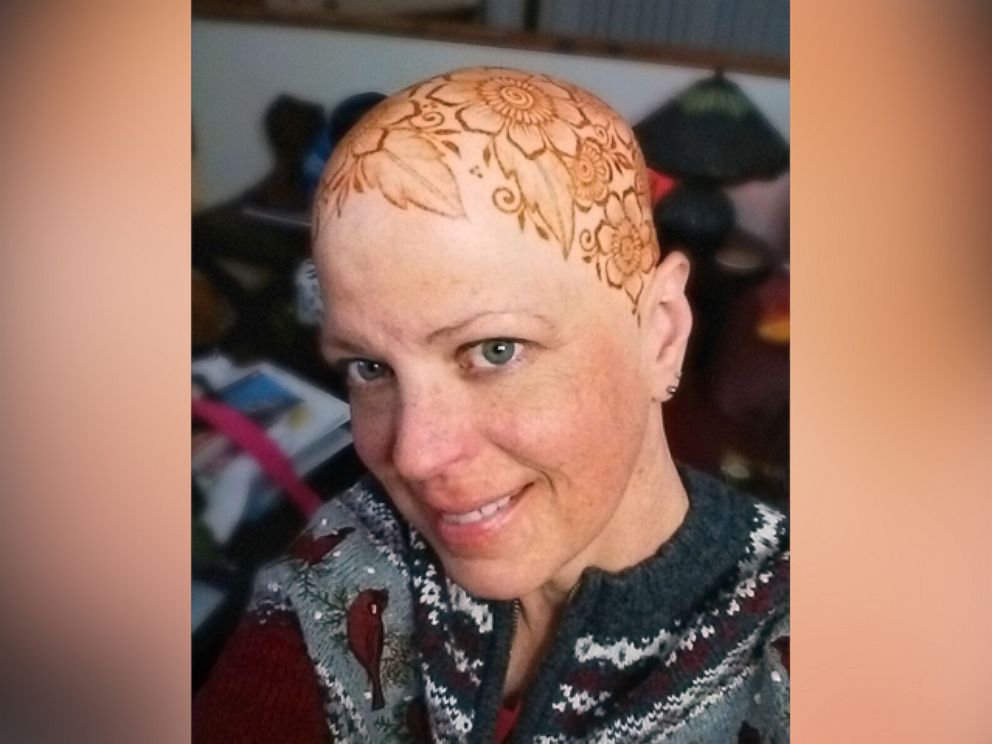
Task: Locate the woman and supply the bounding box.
[194,66,789,744]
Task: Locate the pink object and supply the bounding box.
[192,397,323,518]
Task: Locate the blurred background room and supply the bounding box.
[191,0,789,690]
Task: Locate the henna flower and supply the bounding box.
[570,138,611,208]
[319,97,464,221]
[595,191,658,304]
[428,68,586,253]
[429,68,585,157]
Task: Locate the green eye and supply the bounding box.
[479,339,517,366]
[347,359,389,383]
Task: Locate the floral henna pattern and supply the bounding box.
[570,138,612,209]
[582,189,659,307]
[318,96,465,222]
[428,68,584,254]
[316,66,660,314]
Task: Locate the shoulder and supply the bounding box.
[289,476,411,577]
[680,468,791,741]
[744,611,790,743]
[678,466,790,672]
[248,477,424,739]
[253,475,416,637]
[681,466,789,591]
[685,468,790,738]
[249,477,410,605]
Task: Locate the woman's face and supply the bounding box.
[319,206,655,599]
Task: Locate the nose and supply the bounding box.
[390,377,478,484]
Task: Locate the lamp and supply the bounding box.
[634,70,788,256]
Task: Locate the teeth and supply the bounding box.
[442,494,513,525]
[444,509,485,526]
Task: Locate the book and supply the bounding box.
[192,369,303,483]
[192,354,352,543]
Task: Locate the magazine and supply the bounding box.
[192,355,352,542]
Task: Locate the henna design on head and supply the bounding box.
[318,96,466,220]
[315,66,661,314]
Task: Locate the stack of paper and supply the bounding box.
[192,354,352,543]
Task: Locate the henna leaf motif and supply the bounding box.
[361,130,465,217]
[494,133,574,256]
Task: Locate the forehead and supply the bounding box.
[317,199,589,335]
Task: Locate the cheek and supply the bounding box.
[348,392,396,471]
[497,337,648,486]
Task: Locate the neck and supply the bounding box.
[514,406,688,651]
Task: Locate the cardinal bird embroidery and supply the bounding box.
[347,588,389,710]
[289,526,355,565]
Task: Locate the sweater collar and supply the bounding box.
[377,467,779,740]
[571,467,758,631]
[390,466,762,629]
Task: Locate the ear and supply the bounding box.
[640,251,692,402]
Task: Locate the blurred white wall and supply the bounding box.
[192,18,789,208]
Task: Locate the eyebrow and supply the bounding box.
[322,310,555,358]
[321,335,369,358]
[425,310,555,344]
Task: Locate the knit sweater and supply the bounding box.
[193,468,789,743]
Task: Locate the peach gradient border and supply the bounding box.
[0,2,990,742]
[791,4,992,742]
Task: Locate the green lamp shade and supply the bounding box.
[634,72,789,184]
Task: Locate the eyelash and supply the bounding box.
[459,338,526,372]
[338,338,528,389]
[340,359,392,387]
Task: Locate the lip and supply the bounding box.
[432,484,530,551]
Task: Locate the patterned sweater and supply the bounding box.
[194,468,789,743]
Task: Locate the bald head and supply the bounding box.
[314,66,660,314]
[314,69,691,600]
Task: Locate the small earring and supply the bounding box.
[666,384,679,396]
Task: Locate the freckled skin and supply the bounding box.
[314,69,692,684]
[318,194,670,600]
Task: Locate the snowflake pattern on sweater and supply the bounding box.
[249,468,789,743]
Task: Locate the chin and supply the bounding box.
[440,556,543,601]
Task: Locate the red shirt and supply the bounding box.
[493,698,522,743]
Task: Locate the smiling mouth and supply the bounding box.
[439,493,515,525]
[432,483,532,543]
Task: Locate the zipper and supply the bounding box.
[474,580,586,743]
[505,576,587,744]
[565,580,581,605]
[471,600,522,744]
